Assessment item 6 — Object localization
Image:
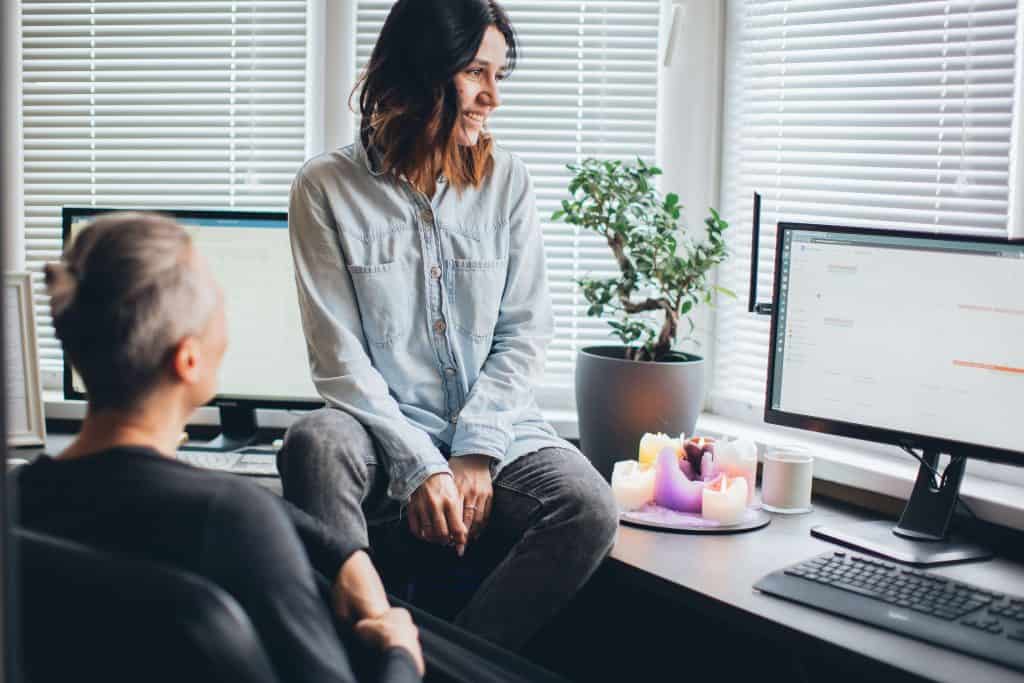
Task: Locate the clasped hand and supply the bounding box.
[407,454,493,556]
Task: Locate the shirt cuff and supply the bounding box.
[380,647,422,682]
[448,450,503,479]
[450,421,512,463]
[387,460,452,503]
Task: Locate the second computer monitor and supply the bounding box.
[62,207,322,412]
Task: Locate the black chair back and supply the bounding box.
[16,528,279,683]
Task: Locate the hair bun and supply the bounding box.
[44,262,79,318]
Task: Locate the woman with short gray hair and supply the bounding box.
[16,211,425,683]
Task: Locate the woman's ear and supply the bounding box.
[170,336,202,386]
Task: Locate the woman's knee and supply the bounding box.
[278,407,373,484]
[571,469,619,556]
[542,451,619,556]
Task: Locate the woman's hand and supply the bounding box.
[449,454,493,546]
[332,550,389,624]
[353,607,425,675]
[408,472,468,551]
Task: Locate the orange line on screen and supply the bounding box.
[953,360,1024,374]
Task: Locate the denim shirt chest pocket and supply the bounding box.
[346,260,414,347]
[445,257,508,342]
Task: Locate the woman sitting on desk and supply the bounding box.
[281,0,619,650]
[15,212,423,683]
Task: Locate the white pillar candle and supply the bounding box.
[638,432,684,468]
[715,438,758,504]
[611,460,656,511]
[701,476,749,525]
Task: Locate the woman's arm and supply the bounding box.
[289,169,451,502]
[274,494,390,621]
[200,484,363,683]
[448,158,554,466]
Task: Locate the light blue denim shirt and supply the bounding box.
[289,138,578,502]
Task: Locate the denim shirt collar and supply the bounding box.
[356,134,387,178]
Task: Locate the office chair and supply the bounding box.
[16,528,278,683]
[15,528,568,683]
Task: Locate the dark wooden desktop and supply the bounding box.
[589,495,1024,683]
[20,430,1024,682]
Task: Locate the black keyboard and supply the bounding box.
[755,551,1024,673]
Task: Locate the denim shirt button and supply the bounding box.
[420,209,433,224]
[433,319,447,334]
[429,265,441,279]
[449,412,459,424]
[444,367,456,376]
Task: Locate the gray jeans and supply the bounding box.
[277,407,618,651]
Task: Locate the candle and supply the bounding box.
[702,475,749,525]
[654,448,704,513]
[678,458,695,480]
[639,432,684,468]
[700,450,718,481]
[683,436,717,479]
[611,460,656,511]
[716,438,758,504]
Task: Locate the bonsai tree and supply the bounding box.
[552,158,731,362]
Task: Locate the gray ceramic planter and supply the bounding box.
[575,346,705,481]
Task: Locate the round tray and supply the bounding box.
[620,503,772,534]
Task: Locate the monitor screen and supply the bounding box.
[766,224,1024,461]
[63,208,321,407]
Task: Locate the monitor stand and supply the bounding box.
[178,405,259,452]
[811,450,992,567]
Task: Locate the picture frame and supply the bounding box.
[5,272,46,447]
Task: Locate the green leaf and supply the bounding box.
[714,285,737,299]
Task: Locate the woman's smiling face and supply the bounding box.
[452,25,508,147]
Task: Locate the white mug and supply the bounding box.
[762,446,813,514]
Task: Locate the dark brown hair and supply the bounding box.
[45,212,217,411]
[355,0,517,195]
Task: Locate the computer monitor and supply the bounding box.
[765,223,1024,565]
[62,207,324,450]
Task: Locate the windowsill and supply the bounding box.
[44,395,1024,532]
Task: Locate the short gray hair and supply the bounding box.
[45,212,218,411]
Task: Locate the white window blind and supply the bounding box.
[355,0,661,406]
[21,0,307,386]
[712,0,1020,421]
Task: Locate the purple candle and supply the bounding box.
[654,448,704,513]
[678,458,695,480]
[701,451,719,481]
[683,437,716,476]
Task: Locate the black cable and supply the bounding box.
[898,443,979,522]
[899,442,942,485]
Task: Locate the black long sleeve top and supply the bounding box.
[15,446,419,683]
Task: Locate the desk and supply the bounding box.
[21,432,1024,681]
[606,495,1024,683]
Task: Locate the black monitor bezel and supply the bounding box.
[61,206,324,411]
[764,221,1024,466]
